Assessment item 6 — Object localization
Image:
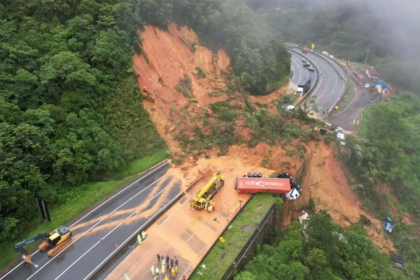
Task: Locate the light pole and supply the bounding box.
[364,48,370,65]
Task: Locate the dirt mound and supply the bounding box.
[133,23,231,152]
[297,142,395,253]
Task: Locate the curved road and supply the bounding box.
[290,52,317,91]
[1,162,182,280]
[291,48,345,117]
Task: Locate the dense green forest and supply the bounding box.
[346,93,420,217]
[173,0,291,95]
[0,0,290,250]
[235,211,409,280]
[248,0,420,93]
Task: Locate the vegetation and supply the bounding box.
[254,0,420,93]
[0,0,175,248]
[236,210,407,280]
[190,194,281,280]
[173,0,291,95]
[174,74,193,98]
[0,149,167,269]
[195,67,206,78]
[346,93,420,216]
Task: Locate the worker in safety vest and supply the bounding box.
[164,277,169,280]
[171,267,176,277]
[137,234,142,245]
[151,266,155,276]
[141,231,147,240]
[124,273,130,280]
[155,267,160,275]
[161,260,166,274]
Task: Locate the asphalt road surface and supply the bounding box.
[1,161,182,280]
[290,52,317,89]
[328,70,381,131]
[293,48,345,116]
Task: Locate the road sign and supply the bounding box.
[35,197,51,222]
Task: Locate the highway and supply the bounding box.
[291,48,345,116]
[1,161,182,280]
[290,52,317,89]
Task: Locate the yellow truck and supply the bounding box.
[191,172,224,210]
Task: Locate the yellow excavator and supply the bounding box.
[14,226,73,264]
[191,172,224,210]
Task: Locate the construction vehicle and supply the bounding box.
[191,172,224,210]
[14,226,72,263]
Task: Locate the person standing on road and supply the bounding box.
[157,254,161,263]
[155,267,160,275]
[151,266,155,276]
[182,275,187,280]
[166,255,170,269]
[124,273,130,280]
[161,259,166,274]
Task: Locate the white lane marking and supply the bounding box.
[315,59,331,102]
[198,245,207,256]
[54,210,137,280]
[178,264,192,280]
[103,247,153,280]
[311,58,323,94]
[324,71,338,108]
[0,162,168,280]
[26,175,166,280]
[84,193,182,280]
[126,250,156,279]
[331,76,346,111]
[291,57,302,85]
[185,234,195,243]
[159,214,172,227]
[104,199,184,279]
[55,186,169,280]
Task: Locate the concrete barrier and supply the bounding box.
[86,162,196,280]
[291,46,348,117]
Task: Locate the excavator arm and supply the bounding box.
[14,233,49,255]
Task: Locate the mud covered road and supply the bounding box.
[1,162,183,280]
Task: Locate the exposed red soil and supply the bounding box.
[132,22,401,256]
[133,23,305,170]
[295,142,395,253]
[106,157,277,280]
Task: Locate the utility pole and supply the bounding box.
[364,48,370,65]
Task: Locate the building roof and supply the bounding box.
[367,67,380,77]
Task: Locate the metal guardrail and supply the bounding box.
[88,161,181,279]
[288,48,320,107]
[292,46,349,116]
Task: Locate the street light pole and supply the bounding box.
[364,48,370,65]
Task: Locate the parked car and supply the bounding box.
[364,83,370,88]
[308,66,315,71]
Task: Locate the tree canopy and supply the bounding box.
[0,0,291,248]
[253,0,420,92]
[236,211,408,280]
